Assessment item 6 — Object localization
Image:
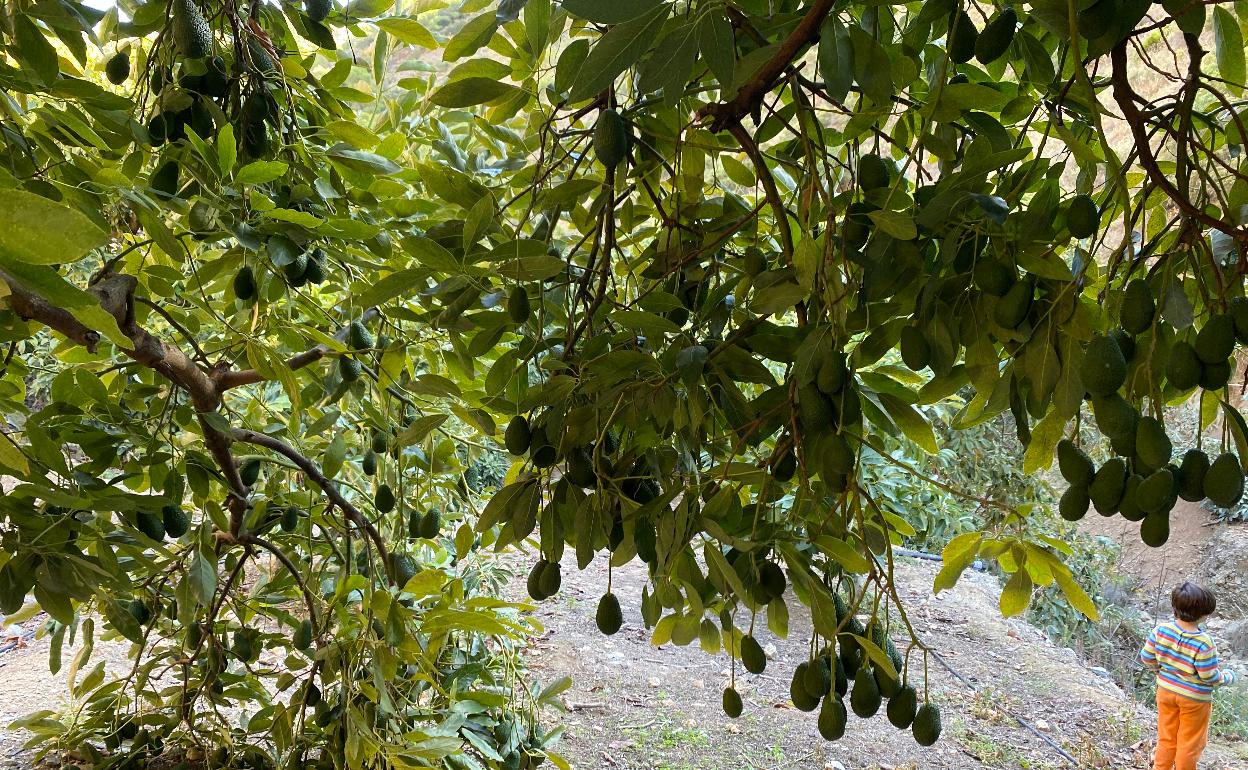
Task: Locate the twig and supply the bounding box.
[231,428,393,583]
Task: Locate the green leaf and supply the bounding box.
[867,210,917,241]
[236,161,289,185]
[698,11,735,89]
[568,6,669,102]
[217,124,236,176]
[14,16,59,84]
[1214,7,1245,93]
[429,77,520,108]
[814,536,872,574]
[356,269,426,308]
[0,189,107,265]
[443,13,498,62]
[877,394,938,453]
[818,15,853,103]
[1054,569,1099,621]
[396,414,448,447]
[1021,408,1066,474]
[562,0,661,23]
[328,146,403,175]
[189,548,216,606]
[377,17,437,47]
[999,569,1032,617]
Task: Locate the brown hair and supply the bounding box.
[1171,581,1217,622]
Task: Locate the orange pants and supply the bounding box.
[1154,687,1212,770]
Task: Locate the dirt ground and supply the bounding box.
[0,551,1243,770]
[512,551,1246,770]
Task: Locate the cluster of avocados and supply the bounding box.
[234,244,329,303]
[946,5,1018,66]
[132,504,191,542]
[721,592,941,747]
[1055,280,1247,545]
[125,0,288,197]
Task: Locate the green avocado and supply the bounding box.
[818,696,847,741]
[1082,334,1127,397]
[973,258,1015,296]
[850,664,881,717]
[339,356,362,382]
[887,684,918,730]
[1204,452,1245,507]
[505,415,531,455]
[1117,475,1146,522]
[593,109,630,169]
[1057,439,1095,487]
[722,686,743,718]
[538,559,562,597]
[172,0,212,59]
[162,505,190,538]
[858,153,892,191]
[1195,314,1236,365]
[508,286,531,324]
[595,592,623,635]
[1166,341,1203,391]
[1176,449,1210,502]
[1089,457,1128,515]
[993,275,1034,329]
[740,634,766,674]
[106,51,131,85]
[374,484,395,513]
[1137,469,1176,514]
[1200,359,1232,390]
[1231,296,1248,344]
[1120,279,1155,335]
[912,703,943,746]
[1066,194,1099,238]
[1140,509,1171,547]
[791,664,820,712]
[293,619,313,650]
[948,10,978,64]
[135,511,166,541]
[1092,393,1137,440]
[974,6,1017,64]
[1059,485,1090,521]
[1135,416,1173,473]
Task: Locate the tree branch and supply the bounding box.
[240,533,323,644]
[1110,40,1248,241]
[231,428,394,584]
[213,307,380,391]
[1,270,249,500]
[701,0,836,133]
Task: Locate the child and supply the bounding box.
[1139,581,1238,770]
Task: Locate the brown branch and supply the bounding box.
[240,533,322,644]
[701,0,836,133]
[2,270,249,500]
[1110,40,1248,241]
[213,307,380,391]
[230,428,394,584]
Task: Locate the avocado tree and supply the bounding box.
[1,0,1247,765]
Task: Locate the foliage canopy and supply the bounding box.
[1,0,1248,765]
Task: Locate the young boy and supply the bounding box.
[1139,582,1238,770]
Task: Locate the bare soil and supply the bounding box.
[511,551,1245,770]
[1,552,1243,769]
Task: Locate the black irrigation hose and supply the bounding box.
[928,647,1081,767]
[893,545,1079,765]
[0,627,38,657]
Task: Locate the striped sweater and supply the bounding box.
[1139,621,1238,701]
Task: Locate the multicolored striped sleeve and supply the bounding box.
[1139,628,1159,669]
[1194,641,1236,687]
